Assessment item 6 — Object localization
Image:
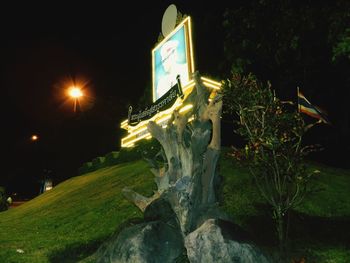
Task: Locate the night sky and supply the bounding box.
[1,2,225,197]
[2,2,348,198]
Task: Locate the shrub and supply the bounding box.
[0,187,8,212]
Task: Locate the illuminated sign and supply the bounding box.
[152,17,194,102]
[120,15,221,148]
[121,78,221,148]
[128,80,183,126]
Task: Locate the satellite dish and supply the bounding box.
[162,4,177,37]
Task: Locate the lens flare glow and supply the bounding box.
[68,87,83,98]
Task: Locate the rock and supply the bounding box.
[144,196,176,222]
[96,220,185,263]
[184,219,271,263]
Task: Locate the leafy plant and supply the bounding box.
[221,73,320,256]
[0,186,8,212]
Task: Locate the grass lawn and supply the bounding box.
[219,152,350,262]
[0,154,349,262]
[0,161,156,263]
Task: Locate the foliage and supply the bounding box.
[222,0,350,79]
[222,1,350,169]
[332,28,350,61]
[221,73,320,254]
[0,186,8,211]
[78,138,162,175]
[117,138,161,164]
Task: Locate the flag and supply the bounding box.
[297,87,331,124]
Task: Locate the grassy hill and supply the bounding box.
[0,155,349,262]
[0,161,156,263]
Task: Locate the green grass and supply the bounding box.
[0,160,156,263]
[0,155,349,262]
[219,153,350,262]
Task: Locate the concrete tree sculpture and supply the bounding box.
[96,72,270,263]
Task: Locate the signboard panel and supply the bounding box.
[152,17,194,102]
[120,16,221,148]
[128,81,183,126]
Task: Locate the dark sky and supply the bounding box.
[1,2,349,197]
[1,2,226,195]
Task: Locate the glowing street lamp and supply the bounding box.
[31,135,39,141]
[67,86,83,112]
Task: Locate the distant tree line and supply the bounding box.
[221,0,349,167]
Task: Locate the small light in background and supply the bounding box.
[31,135,39,141]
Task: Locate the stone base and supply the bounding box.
[185,219,271,263]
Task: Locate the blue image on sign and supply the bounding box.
[153,25,189,101]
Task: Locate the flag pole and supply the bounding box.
[297,86,300,113]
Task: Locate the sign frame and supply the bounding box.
[152,16,195,102]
